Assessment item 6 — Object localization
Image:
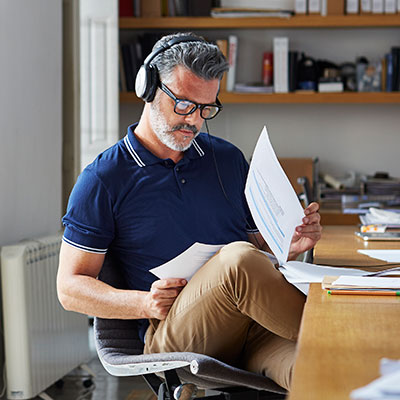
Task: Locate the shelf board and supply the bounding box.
[120,91,400,104]
[120,15,400,29]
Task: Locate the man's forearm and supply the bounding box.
[57,274,149,320]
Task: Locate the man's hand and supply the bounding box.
[144,278,187,320]
[289,202,322,260]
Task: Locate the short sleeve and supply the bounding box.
[62,168,115,254]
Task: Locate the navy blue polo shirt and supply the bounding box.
[62,124,256,339]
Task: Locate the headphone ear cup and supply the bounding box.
[144,65,159,103]
[135,64,159,103]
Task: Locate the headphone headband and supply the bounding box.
[135,35,206,103]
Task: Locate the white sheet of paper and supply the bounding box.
[358,249,400,262]
[332,275,400,288]
[245,126,305,264]
[278,261,367,294]
[149,242,224,281]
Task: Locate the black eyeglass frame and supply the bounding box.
[158,82,223,120]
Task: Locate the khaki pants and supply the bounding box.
[144,241,305,390]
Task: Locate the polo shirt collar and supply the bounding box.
[124,123,205,167]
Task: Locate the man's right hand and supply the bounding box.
[144,278,187,320]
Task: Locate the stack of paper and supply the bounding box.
[351,359,400,400]
[358,249,400,262]
[322,275,400,290]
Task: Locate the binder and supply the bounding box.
[273,37,289,94]
[226,35,238,92]
[372,0,384,12]
[216,39,228,92]
[308,0,321,13]
[327,0,344,14]
[384,0,396,12]
[295,0,307,13]
[346,0,359,13]
[360,0,372,13]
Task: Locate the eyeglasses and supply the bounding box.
[159,82,223,120]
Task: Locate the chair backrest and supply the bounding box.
[95,254,144,357]
[279,157,315,195]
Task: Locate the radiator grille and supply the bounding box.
[1,235,91,399]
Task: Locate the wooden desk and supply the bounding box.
[289,226,400,400]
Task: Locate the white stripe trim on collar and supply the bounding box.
[124,136,146,167]
[192,139,205,157]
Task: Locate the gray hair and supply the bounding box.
[151,32,228,84]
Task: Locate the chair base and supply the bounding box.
[142,370,286,400]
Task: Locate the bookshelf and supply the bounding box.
[119,15,400,29]
[119,15,400,105]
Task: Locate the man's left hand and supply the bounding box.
[289,202,322,260]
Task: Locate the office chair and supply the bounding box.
[94,255,287,400]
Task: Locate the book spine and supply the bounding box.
[327,0,345,14]
[226,35,238,92]
[289,51,299,92]
[119,0,134,16]
[346,0,359,13]
[141,0,162,17]
[309,0,321,13]
[295,0,307,13]
[273,37,289,94]
[372,0,384,12]
[216,39,228,91]
[360,0,372,12]
[121,44,134,92]
[392,48,400,91]
[384,0,396,12]
[321,0,327,15]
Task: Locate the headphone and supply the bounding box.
[135,35,206,103]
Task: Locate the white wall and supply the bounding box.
[120,27,400,179]
[0,0,62,247]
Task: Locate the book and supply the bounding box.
[372,0,384,12]
[392,47,400,91]
[327,0,345,14]
[273,37,289,93]
[141,0,162,17]
[386,52,393,92]
[210,8,294,18]
[187,0,212,16]
[318,78,344,93]
[295,0,307,13]
[234,82,274,93]
[119,0,134,17]
[360,0,372,12]
[384,0,397,12]
[346,0,359,13]
[121,44,135,92]
[216,39,228,91]
[308,0,321,14]
[322,275,400,292]
[119,47,127,92]
[226,35,238,92]
[219,0,295,10]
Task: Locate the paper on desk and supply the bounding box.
[351,358,400,400]
[358,249,400,262]
[332,275,400,289]
[245,126,304,264]
[149,242,224,281]
[278,261,367,294]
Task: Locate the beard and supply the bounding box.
[149,97,200,152]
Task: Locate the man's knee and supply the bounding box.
[218,241,276,279]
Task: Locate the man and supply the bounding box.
[57,32,322,390]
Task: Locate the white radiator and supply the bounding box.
[1,234,92,399]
